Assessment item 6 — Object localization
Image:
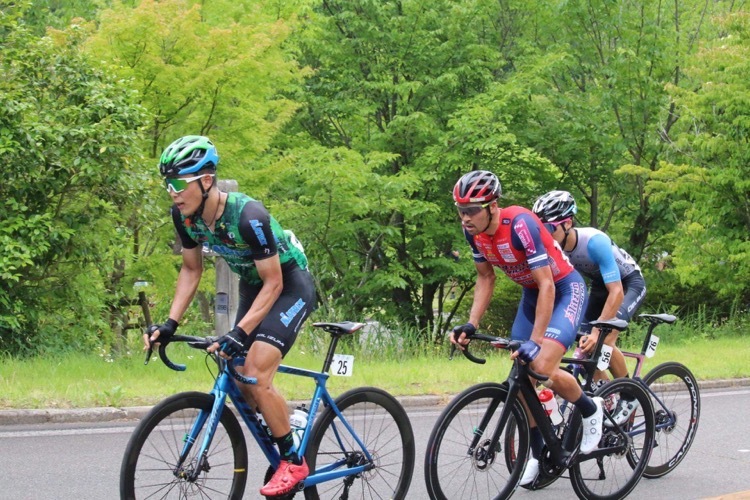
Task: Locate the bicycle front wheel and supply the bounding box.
[642,361,700,478]
[304,387,415,500]
[569,378,655,500]
[424,382,529,500]
[120,391,248,500]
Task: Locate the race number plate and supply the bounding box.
[645,335,659,358]
[597,344,613,371]
[331,354,354,377]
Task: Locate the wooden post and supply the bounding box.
[214,179,239,335]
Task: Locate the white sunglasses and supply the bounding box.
[164,174,214,193]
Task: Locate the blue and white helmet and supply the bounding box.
[532,190,577,223]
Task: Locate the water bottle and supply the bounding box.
[289,404,309,449]
[538,388,563,425]
[570,346,588,381]
[256,411,273,439]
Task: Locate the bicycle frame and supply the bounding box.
[174,339,376,489]
[561,315,678,438]
[461,342,629,473]
[497,361,582,468]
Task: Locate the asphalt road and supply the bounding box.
[0,386,748,499]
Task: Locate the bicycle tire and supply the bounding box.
[569,378,655,500]
[424,382,530,500]
[120,391,248,500]
[642,361,700,478]
[304,387,415,500]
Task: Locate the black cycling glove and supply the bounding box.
[451,323,476,341]
[218,326,249,358]
[147,318,179,343]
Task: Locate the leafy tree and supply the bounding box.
[80,0,307,339]
[505,0,718,262]
[22,0,102,35]
[655,11,750,309]
[265,0,555,338]
[0,11,147,355]
[85,0,303,177]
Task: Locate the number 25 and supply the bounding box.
[337,360,348,375]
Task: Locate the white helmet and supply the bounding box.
[532,190,577,223]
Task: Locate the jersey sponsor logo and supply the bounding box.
[545,327,562,341]
[477,242,497,261]
[564,281,585,326]
[280,298,306,327]
[502,218,511,225]
[249,219,268,246]
[494,243,516,262]
[514,220,536,256]
[627,286,647,313]
[202,243,253,257]
[256,332,285,349]
[501,263,534,285]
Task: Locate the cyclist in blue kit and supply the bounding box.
[533,190,646,425]
[449,171,603,486]
[144,135,317,496]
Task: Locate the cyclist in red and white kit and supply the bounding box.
[449,171,603,485]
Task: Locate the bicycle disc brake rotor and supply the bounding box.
[471,438,498,470]
[655,409,677,434]
[352,451,374,480]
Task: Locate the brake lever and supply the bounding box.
[144,344,153,365]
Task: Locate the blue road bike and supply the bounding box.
[120,321,415,499]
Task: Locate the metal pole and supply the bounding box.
[214,179,239,335]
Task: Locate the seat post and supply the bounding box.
[321,334,341,373]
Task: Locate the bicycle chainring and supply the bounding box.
[538,447,565,477]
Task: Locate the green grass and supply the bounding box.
[0,335,748,410]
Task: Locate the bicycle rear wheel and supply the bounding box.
[642,361,700,478]
[569,378,655,500]
[425,382,529,500]
[120,391,248,500]
[304,387,415,500]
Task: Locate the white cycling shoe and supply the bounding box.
[605,397,640,427]
[519,458,539,486]
[580,397,603,454]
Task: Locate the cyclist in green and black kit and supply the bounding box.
[144,135,317,497]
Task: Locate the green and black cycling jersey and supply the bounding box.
[172,192,308,286]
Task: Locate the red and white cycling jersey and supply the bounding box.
[466,206,574,288]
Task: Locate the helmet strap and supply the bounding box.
[193,175,215,220]
[561,224,573,250]
[480,205,494,234]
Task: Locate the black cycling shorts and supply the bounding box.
[235,264,317,357]
[581,272,646,332]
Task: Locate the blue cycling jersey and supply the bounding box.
[566,228,641,285]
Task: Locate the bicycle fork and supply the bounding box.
[175,385,232,482]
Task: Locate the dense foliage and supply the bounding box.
[0,11,147,354]
[2,0,748,356]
